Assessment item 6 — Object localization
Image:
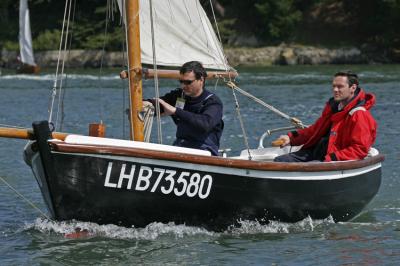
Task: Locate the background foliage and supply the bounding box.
[1,0,399,53]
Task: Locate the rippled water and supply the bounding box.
[1,65,400,265]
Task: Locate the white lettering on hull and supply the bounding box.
[104,162,117,188]
[103,162,213,199]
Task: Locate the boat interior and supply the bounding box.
[53,135,379,163]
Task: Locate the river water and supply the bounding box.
[0,65,399,265]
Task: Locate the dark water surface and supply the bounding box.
[0,65,399,265]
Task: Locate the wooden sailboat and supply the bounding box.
[17,0,40,74]
[1,0,383,230]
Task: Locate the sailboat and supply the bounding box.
[16,0,40,74]
[0,0,383,230]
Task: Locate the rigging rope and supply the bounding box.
[208,0,231,74]
[97,0,114,125]
[54,0,73,131]
[0,124,28,129]
[0,176,51,220]
[120,0,128,139]
[208,0,255,156]
[226,81,306,129]
[48,0,70,125]
[231,88,252,160]
[149,0,163,144]
[59,0,76,132]
[143,105,155,142]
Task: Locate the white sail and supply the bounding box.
[19,0,36,66]
[118,0,229,70]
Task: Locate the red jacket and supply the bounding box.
[288,89,377,162]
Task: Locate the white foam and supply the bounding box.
[226,216,335,235]
[25,215,337,239]
[27,218,214,240]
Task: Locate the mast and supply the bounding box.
[126,0,144,141]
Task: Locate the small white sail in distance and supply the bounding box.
[19,0,36,66]
[118,0,230,71]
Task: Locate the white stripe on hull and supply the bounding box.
[53,151,381,181]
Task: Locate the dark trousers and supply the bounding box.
[273,149,322,162]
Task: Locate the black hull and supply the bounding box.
[23,121,382,230]
[26,145,382,230]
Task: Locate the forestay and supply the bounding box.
[118,0,229,70]
[19,0,36,66]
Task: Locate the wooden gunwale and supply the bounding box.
[50,141,385,172]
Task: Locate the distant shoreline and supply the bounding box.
[1,44,398,68]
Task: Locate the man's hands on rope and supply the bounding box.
[271,135,290,148]
[142,99,176,116]
[120,70,128,79]
[142,100,153,109]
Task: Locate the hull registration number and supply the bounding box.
[103,162,213,199]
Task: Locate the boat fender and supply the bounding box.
[349,106,366,116]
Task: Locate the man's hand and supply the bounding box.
[142,100,154,109]
[120,70,128,79]
[157,98,176,116]
[271,135,290,148]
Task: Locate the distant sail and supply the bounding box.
[118,0,229,70]
[19,0,36,66]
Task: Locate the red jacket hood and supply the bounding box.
[328,88,375,122]
[343,88,375,112]
[362,90,376,110]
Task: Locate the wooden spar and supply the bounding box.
[126,0,144,141]
[120,68,238,80]
[0,127,68,141]
[143,69,238,80]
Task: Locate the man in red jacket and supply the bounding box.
[274,71,377,162]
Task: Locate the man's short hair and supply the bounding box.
[334,71,359,87]
[180,61,207,81]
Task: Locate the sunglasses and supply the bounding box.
[179,79,196,85]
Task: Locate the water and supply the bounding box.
[1,65,400,265]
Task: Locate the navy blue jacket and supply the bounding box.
[154,88,224,155]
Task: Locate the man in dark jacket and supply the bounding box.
[274,71,377,162]
[144,61,224,155]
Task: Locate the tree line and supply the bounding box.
[1,0,399,55]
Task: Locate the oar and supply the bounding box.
[0,127,68,141]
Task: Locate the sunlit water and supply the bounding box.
[1,65,400,265]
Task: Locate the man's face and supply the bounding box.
[180,71,204,98]
[332,76,356,102]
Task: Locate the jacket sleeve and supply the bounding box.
[324,111,377,162]
[174,97,223,133]
[161,89,180,105]
[289,104,331,146]
[147,89,180,113]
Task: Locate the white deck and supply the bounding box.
[62,135,212,156]
[234,146,379,162]
[59,135,379,162]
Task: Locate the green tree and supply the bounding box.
[255,0,302,42]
